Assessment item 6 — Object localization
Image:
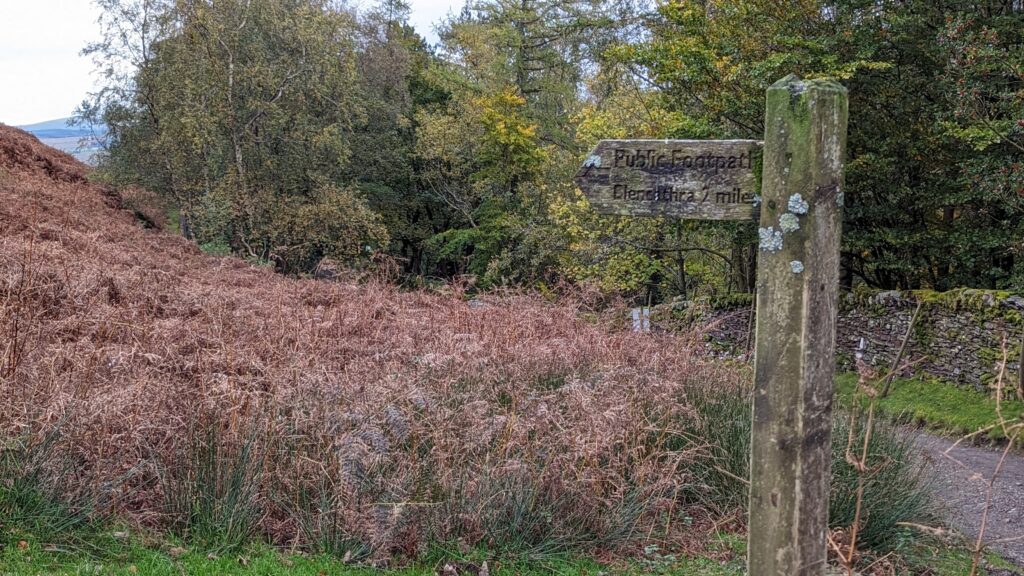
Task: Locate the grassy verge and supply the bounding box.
[3,529,1016,576]
[0,531,748,576]
[903,542,1023,576]
[835,373,1024,445]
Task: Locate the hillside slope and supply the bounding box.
[0,124,742,556]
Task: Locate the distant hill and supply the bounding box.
[17,117,106,139]
[14,117,106,164]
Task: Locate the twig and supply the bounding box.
[880,301,922,398]
[894,521,949,538]
[712,465,750,486]
[969,437,1016,576]
[967,338,1021,576]
[1018,329,1024,401]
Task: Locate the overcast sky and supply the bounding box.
[0,0,462,126]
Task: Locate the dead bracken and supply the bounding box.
[0,124,746,562]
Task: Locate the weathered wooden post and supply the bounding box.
[748,75,848,575]
[574,73,848,576]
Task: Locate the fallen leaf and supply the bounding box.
[17,540,29,551]
[168,546,187,559]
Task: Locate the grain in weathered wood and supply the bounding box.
[748,75,848,576]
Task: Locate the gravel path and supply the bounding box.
[915,433,1024,568]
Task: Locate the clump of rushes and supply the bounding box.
[671,383,752,514]
[829,415,938,555]
[158,417,266,554]
[434,461,647,562]
[0,422,109,550]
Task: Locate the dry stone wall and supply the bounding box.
[665,288,1024,393]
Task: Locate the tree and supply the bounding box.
[82,0,388,273]
[347,0,453,276]
[624,0,1024,290]
[415,0,645,288]
[937,4,1024,287]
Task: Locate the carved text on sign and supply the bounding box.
[575,140,761,220]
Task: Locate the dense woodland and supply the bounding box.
[80,0,1024,302]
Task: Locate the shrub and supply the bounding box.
[267,185,390,274]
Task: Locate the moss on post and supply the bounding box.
[748,75,848,576]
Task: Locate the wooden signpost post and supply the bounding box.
[575,75,848,576]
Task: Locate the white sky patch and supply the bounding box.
[407,0,464,45]
[0,0,463,126]
[0,1,102,126]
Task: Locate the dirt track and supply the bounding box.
[916,434,1024,568]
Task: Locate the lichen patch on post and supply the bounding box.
[758,226,783,252]
[788,193,809,214]
[583,154,602,168]
[779,213,800,233]
[790,260,804,274]
[753,194,761,208]
[836,192,845,207]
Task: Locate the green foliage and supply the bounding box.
[416,86,557,286]
[624,1,1024,291]
[267,185,389,274]
[82,0,1024,295]
[82,0,387,274]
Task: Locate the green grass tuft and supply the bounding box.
[158,421,266,554]
[829,415,940,554]
[0,424,116,553]
[669,385,939,560]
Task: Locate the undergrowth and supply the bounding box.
[673,385,939,562]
